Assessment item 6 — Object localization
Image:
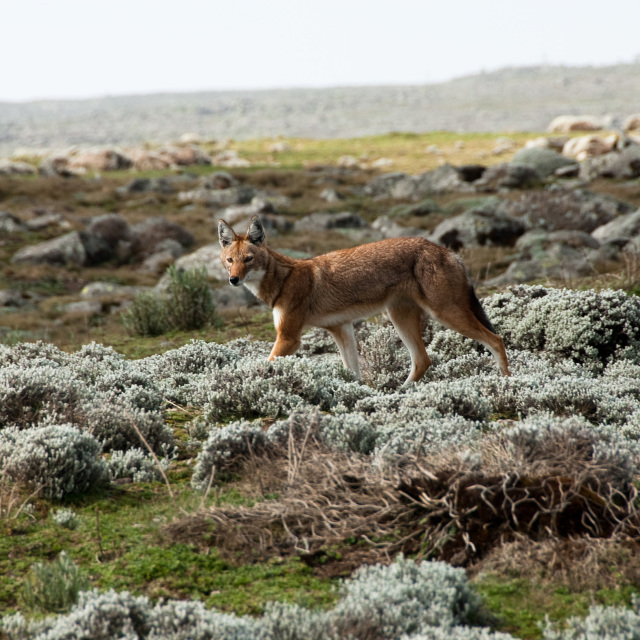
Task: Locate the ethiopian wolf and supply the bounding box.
[218,216,510,384]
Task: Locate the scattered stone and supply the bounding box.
[38,156,80,177]
[211,284,261,309]
[0,160,36,175]
[319,187,344,202]
[579,145,640,181]
[130,217,194,261]
[336,155,361,169]
[371,216,425,239]
[177,186,256,207]
[475,163,543,191]
[562,134,619,160]
[295,212,367,233]
[524,137,569,151]
[554,164,580,179]
[363,172,408,198]
[212,150,250,168]
[548,115,606,132]
[139,250,177,274]
[200,171,237,190]
[11,232,87,266]
[510,147,577,178]
[591,208,640,242]
[623,114,640,131]
[493,137,517,155]
[0,211,27,233]
[116,177,178,196]
[156,145,211,167]
[25,212,65,231]
[81,282,145,298]
[429,205,526,250]
[62,300,103,315]
[68,148,133,172]
[502,188,633,233]
[158,244,228,283]
[371,158,394,169]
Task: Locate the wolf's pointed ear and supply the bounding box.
[246,215,266,246]
[218,219,236,248]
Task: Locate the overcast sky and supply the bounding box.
[2,0,639,102]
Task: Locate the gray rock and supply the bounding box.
[363,172,408,198]
[63,300,103,315]
[371,216,425,239]
[391,165,474,199]
[0,160,36,176]
[200,171,238,190]
[177,186,255,207]
[429,206,526,250]
[474,163,543,191]
[211,285,262,310]
[87,214,131,248]
[501,188,632,233]
[116,177,178,196]
[0,211,27,233]
[130,217,194,261]
[510,147,576,178]
[139,250,177,274]
[80,231,115,265]
[319,187,344,202]
[11,231,87,266]
[591,208,640,242]
[295,211,367,232]
[25,212,65,231]
[157,243,228,285]
[580,145,640,181]
[81,282,146,298]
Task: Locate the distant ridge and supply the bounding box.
[1,64,639,156]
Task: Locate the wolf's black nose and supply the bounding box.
[229,276,240,286]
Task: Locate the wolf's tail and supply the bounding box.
[468,284,496,333]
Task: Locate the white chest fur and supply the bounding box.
[242,268,266,298]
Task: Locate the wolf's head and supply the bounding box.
[218,215,267,286]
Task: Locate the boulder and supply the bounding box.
[524,137,569,151]
[68,148,133,172]
[116,177,178,196]
[0,160,37,176]
[501,188,632,233]
[127,149,173,171]
[474,163,543,191]
[391,165,474,199]
[623,114,640,132]
[212,150,251,168]
[200,171,237,190]
[429,206,526,250]
[548,115,606,132]
[177,186,255,207]
[562,134,618,160]
[81,282,146,298]
[130,217,194,261]
[156,244,228,284]
[295,211,367,233]
[579,145,640,181]
[363,172,408,198]
[371,216,425,239]
[11,232,87,266]
[25,212,66,231]
[319,188,344,202]
[0,211,27,233]
[38,156,80,177]
[155,145,211,167]
[591,208,640,242]
[509,147,576,178]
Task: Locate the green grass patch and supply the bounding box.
[473,573,640,639]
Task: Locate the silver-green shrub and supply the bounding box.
[52,509,78,530]
[108,448,169,484]
[2,557,497,640]
[483,286,640,371]
[542,601,640,639]
[20,552,89,614]
[0,425,108,500]
[191,421,268,490]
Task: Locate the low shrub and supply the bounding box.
[20,552,88,614]
[0,425,108,500]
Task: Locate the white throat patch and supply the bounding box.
[242,268,266,298]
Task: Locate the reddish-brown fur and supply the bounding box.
[219,216,510,383]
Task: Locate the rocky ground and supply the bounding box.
[1,129,640,354]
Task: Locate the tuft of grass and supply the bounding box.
[20,552,89,614]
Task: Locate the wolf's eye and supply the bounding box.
[226,257,233,263]
[244,256,254,262]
